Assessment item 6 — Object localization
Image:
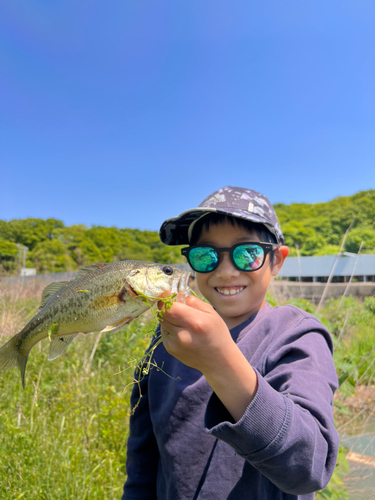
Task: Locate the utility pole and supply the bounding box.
[16,244,29,276]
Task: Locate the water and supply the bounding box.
[340,417,375,499]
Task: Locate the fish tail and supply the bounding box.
[19,353,29,389]
[0,335,29,389]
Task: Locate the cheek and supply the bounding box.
[257,267,272,288]
[195,274,213,297]
[246,265,271,289]
[196,274,208,290]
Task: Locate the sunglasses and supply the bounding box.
[181,242,278,273]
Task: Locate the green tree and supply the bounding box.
[0,239,19,273]
[345,226,375,253]
[73,238,104,266]
[0,239,18,257]
[0,189,374,275]
[86,226,123,261]
[31,239,75,273]
[0,218,65,250]
[59,224,88,249]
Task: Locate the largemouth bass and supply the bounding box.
[0,261,190,388]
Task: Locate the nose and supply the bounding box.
[214,252,240,279]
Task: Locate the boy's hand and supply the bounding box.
[159,295,234,374]
[159,296,258,422]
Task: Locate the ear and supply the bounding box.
[271,246,289,277]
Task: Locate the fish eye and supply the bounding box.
[162,266,174,276]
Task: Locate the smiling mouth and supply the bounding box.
[215,286,245,296]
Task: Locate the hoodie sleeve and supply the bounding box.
[205,318,339,496]
[122,369,159,500]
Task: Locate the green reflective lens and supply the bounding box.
[233,245,264,271]
[189,247,218,272]
[182,242,271,273]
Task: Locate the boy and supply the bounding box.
[122,186,339,500]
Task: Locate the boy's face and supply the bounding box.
[195,221,288,330]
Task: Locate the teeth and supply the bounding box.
[216,287,244,296]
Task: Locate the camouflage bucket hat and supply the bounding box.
[159,186,284,246]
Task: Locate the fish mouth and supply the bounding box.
[168,271,191,302]
[178,272,191,294]
[169,271,191,296]
[128,284,140,297]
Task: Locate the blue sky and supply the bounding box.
[1,1,374,231]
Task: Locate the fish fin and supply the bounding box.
[19,353,29,390]
[74,263,108,280]
[0,335,29,389]
[39,281,70,309]
[100,325,117,333]
[0,336,20,370]
[48,334,78,361]
[107,323,131,335]
[100,317,132,335]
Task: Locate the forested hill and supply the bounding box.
[0,222,183,274]
[274,189,375,256]
[0,189,374,274]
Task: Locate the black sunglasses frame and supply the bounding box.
[181,242,279,273]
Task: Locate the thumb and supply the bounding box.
[185,295,214,313]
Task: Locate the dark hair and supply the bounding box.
[189,213,277,267]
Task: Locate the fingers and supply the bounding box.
[158,295,213,315]
[185,295,214,312]
[158,297,215,330]
[160,324,170,340]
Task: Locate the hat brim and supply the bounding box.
[159,207,280,246]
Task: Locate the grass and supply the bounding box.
[0,280,154,499]
[268,293,375,500]
[1,282,375,499]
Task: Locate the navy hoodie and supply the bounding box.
[122,303,339,500]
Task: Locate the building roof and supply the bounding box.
[277,254,375,278]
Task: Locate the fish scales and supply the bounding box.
[0,260,190,388]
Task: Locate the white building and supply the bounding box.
[277,254,375,283]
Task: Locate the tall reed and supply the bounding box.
[1,281,375,498]
[0,279,152,499]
